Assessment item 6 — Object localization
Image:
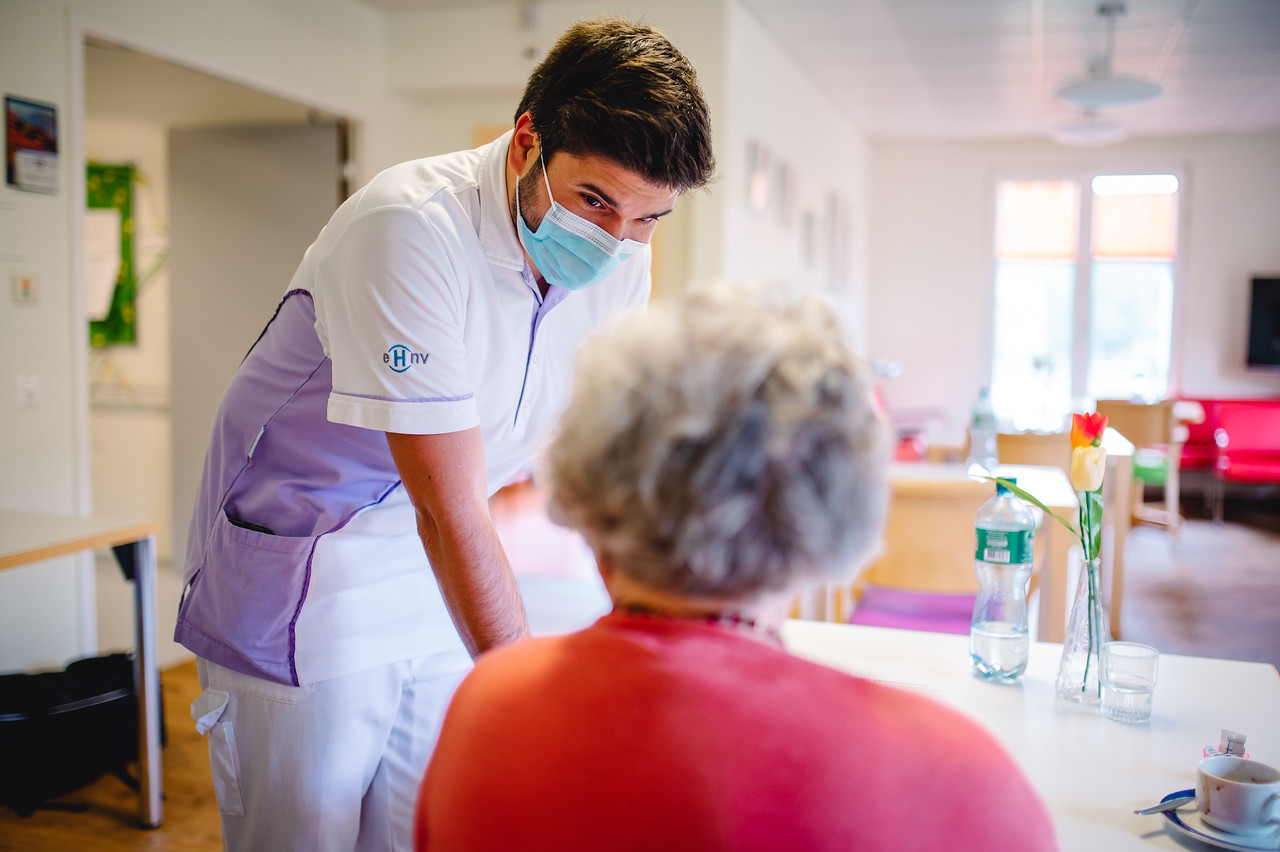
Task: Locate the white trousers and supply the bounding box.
[192,653,471,852]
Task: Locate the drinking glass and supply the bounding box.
[1101,641,1159,723]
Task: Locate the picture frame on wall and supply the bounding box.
[825,193,852,292]
[5,95,59,194]
[775,162,794,226]
[86,163,137,347]
[801,209,816,269]
[747,140,771,213]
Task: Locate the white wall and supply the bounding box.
[1175,133,1280,397]
[720,0,871,350]
[0,0,392,672]
[2,1,101,671]
[867,131,1280,441]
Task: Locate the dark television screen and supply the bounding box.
[1247,276,1280,368]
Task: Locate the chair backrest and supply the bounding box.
[1096,399,1176,449]
[997,430,1071,478]
[857,478,992,595]
[1179,398,1221,467]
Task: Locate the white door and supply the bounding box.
[169,123,345,564]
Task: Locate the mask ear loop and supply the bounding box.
[538,148,556,205]
[515,147,556,227]
[514,146,548,235]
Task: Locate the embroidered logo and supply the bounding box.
[384,344,429,373]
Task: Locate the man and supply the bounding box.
[176,17,713,851]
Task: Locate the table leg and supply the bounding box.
[1165,446,1182,534]
[1106,455,1133,640]
[128,535,163,827]
[1038,522,1070,643]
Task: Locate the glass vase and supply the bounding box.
[1055,556,1110,704]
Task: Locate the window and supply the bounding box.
[990,174,1179,431]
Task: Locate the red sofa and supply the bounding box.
[1179,397,1280,519]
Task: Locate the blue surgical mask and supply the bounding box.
[515,152,645,291]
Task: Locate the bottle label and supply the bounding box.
[975,528,1033,564]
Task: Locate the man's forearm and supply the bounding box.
[417,506,530,658]
[386,429,531,658]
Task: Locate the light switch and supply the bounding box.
[11,272,38,305]
[17,374,40,409]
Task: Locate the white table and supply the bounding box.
[782,620,1280,851]
[0,512,163,827]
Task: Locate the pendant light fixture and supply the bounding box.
[1056,2,1162,111]
[1052,112,1129,147]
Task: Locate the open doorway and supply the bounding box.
[83,36,352,666]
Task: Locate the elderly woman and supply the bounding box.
[415,285,1057,851]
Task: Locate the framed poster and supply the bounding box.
[747,140,771,213]
[5,95,59,194]
[86,163,137,347]
[825,192,852,293]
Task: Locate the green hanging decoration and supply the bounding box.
[87,163,136,347]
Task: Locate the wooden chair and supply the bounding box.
[1095,399,1183,530]
[832,478,998,633]
[996,430,1071,478]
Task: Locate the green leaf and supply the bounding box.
[1084,489,1103,560]
[985,476,1082,543]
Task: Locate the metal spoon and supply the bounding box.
[1134,795,1196,816]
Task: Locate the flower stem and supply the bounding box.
[1082,559,1100,696]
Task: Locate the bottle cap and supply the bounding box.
[995,477,1017,494]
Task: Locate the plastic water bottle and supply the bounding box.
[970,478,1035,682]
[966,387,998,474]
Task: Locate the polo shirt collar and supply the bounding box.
[478,129,526,273]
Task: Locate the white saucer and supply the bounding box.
[1159,790,1280,851]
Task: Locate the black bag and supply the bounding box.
[0,653,158,816]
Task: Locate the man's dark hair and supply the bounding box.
[516,17,714,192]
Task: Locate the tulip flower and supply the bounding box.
[988,408,1110,562]
[1070,445,1107,493]
[1071,411,1108,448]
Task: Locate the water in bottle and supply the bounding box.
[970,478,1035,682]
[966,387,998,475]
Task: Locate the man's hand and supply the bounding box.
[387,428,530,657]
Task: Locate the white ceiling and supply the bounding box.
[358,0,1280,142]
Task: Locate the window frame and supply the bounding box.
[985,163,1190,416]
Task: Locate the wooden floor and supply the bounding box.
[0,659,220,852]
[1119,490,1280,671]
[2,487,1276,851]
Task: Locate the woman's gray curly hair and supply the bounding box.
[541,282,891,600]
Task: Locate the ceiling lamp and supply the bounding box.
[1052,113,1129,147]
[1056,2,1162,111]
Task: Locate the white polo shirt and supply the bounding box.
[175,131,650,685]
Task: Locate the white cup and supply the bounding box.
[1197,756,1280,835]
